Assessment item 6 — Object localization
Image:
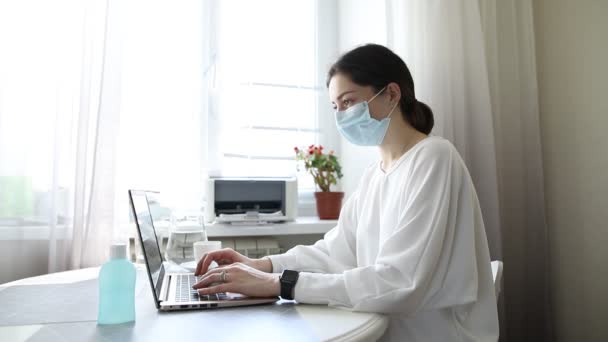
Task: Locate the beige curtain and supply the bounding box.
[479,1,552,341]
[386,0,551,340]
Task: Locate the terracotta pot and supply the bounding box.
[314,191,344,220]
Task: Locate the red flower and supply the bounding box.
[294,144,342,192]
[294,147,299,153]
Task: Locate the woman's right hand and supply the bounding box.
[194,248,273,276]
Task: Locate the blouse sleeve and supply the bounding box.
[266,188,359,275]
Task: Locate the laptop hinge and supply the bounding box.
[159,273,171,302]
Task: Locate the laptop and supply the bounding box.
[128,189,279,311]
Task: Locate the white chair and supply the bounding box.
[491,260,503,302]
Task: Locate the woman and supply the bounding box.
[193,44,499,341]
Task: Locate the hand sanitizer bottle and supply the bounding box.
[98,243,136,325]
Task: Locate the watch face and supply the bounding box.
[282,270,299,282]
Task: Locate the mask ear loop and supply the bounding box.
[385,101,399,119]
[367,86,387,104]
[372,85,399,119]
[368,85,398,120]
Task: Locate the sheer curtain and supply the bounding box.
[385,0,551,340]
[0,0,122,277]
[65,0,124,271]
[0,0,204,282]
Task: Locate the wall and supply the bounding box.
[533,0,608,341]
[0,241,53,284]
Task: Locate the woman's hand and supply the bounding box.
[194,248,273,276]
[192,263,280,298]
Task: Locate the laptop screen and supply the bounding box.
[128,190,164,302]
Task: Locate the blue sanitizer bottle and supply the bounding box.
[98,243,136,325]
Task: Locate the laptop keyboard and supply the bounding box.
[176,274,228,303]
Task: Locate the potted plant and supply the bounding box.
[294,145,344,220]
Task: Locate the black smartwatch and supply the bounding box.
[279,270,299,300]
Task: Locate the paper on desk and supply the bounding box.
[1,267,100,287]
[0,270,149,326]
[217,211,284,223]
[0,279,99,326]
[0,324,43,342]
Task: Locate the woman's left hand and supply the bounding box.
[192,262,281,298]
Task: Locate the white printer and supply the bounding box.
[205,178,298,224]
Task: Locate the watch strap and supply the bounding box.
[280,270,299,300]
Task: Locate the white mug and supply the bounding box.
[193,240,222,262]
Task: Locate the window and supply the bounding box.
[116,0,204,212]
[202,0,340,211]
[0,0,340,235]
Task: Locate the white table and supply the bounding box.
[0,266,388,342]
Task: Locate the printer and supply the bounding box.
[205,178,297,224]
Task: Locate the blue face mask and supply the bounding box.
[334,87,399,146]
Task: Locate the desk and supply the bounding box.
[0,266,388,342]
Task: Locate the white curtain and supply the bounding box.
[0,0,204,282]
[0,0,122,276]
[386,0,502,258]
[386,0,551,340]
[62,0,124,271]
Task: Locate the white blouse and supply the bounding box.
[268,136,499,341]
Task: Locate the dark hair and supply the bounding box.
[327,44,434,134]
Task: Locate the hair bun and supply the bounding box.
[413,100,434,134]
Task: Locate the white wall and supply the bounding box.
[533,0,608,341]
[0,241,54,284]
